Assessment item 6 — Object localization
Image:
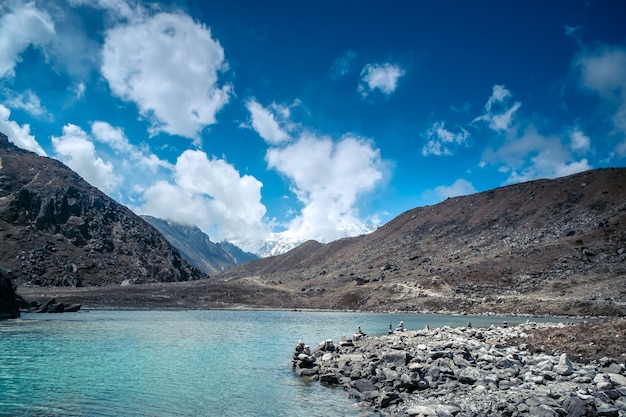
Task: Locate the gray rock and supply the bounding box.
[563,396,597,417]
[352,379,378,393]
[608,373,626,387]
[556,353,574,376]
[407,405,437,416]
[529,404,558,417]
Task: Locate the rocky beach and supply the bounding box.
[293,320,626,416]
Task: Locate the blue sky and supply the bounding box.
[1,0,625,253]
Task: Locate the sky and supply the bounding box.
[1,0,626,253]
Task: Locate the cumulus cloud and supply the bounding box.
[0,104,46,155]
[265,133,384,242]
[473,85,522,132]
[101,11,232,140]
[141,150,269,247]
[421,121,470,156]
[51,124,122,193]
[0,0,55,78]
[480,125,592,184]
[422,179,477,205]
[574,44,626,157]
[245,99,290,144]
[358,63,405,98]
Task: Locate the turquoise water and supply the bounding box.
[0,310,565,416]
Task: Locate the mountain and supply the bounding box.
[252,224,376,258]
[217,168,626,316]
[218,240,258,264]
[254,232,305,258]
[0,132,205,287]
[141,216,257,275]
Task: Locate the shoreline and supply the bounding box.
[16,284,594,319]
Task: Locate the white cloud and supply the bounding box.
[422,179,477,205]
[569,128,591,153]
[574,44,626,156]
[0,0,55,78]
[421,120,470,156]
[91,121,133,153]
[0,104,46,155]
[473,85,522,132]
[358,63,405,98]
[331,50,357,79]
[480,125,592,184]
[91,121,171,171]
[245,99,290,144]
[141,150,269,247]
[4,90,47,116]
[101,11,232,140]
[265,133,384,242]
[51,124,122,193]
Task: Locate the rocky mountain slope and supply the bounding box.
[218,168,626,316]
[218,240,258,264]
[141,215,257,275]
[0,132,205,287]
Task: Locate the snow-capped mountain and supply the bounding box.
[240,224,378,258]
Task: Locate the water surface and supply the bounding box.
[0,310,566,416]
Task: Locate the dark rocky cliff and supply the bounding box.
[0,132,205,287]
[0,268,19,319]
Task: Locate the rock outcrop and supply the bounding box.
[294,322,626,416]
[0,131,205,287]
[0,268,19,319]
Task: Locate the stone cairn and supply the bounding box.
[292,322,626,416]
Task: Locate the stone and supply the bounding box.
[406,405,437,416]
[352,379,378,393]
[529,404,558,417]
[458,367,483,384]
[563,396,597,417]
[319,373,339,385]
[607,373,626,387]
[556,353,574,376]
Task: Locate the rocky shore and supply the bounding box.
[293,322,626,416]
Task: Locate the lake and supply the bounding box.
[0,310,566,416]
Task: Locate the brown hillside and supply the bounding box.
[218,168,626,316]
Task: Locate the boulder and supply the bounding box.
[556,353,574,376]
[0,268,20,319]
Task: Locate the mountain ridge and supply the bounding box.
[140,215,258,275]
[0,132,205,287]
[216,167,626,315]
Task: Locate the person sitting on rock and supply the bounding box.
[388,322,393,334]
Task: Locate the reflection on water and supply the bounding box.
[0,310,566,417]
